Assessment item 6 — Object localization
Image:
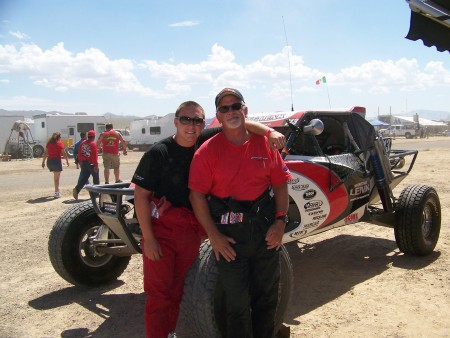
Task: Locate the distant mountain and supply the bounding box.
[0,109,161,129]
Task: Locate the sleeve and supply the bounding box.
[131,146,163,192]
[269,146,292,186]
[188,144,213,195]
[197,127,222,147]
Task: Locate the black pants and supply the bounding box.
[216,216,280,338]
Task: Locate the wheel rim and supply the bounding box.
[422,204,434,239]
[79,225,113,267]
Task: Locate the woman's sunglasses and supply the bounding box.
[216,102,244,114]
[176,116,205,126]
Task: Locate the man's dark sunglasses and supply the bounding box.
[217,102,244,114]
[176,116,205,126]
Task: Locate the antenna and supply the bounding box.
[282,16,294,111]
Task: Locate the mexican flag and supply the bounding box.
[315,76,327,85]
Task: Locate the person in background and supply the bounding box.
[41,132,69,198]
[132,100,285,338]
[73,132,87,169]
[189,88,291,338]
[73,130,99,200]
[97,123,127,184]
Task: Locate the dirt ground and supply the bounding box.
[0,137,449,338]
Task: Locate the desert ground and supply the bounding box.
[0,137,449,338]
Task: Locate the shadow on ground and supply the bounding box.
[283,234,440,326]
[29,281,145,338]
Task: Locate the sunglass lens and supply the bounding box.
[218,102,243,113]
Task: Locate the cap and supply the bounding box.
[215,88,245,108]
[87,130,96,137]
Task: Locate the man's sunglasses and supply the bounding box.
[216,102,244,114]
[176,116,205,126]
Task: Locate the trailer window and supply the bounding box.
[77,123,95,133]
[69,127,75,136]
[141,128,146,134]
[41,122,45,128]
[150,127,161,135]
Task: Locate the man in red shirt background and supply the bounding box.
[97,123,127,184]
[73,130,99,200]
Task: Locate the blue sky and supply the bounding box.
[1,0,449,119]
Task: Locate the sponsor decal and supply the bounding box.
[291,184,310,191]
[251,156,268,160]
[345,213,359,224]
[303,221,320,229]
[350,181,370,198]
[304,200,323,211]
[303,189,316,200]
[308,210,323,216]
[288,178,300,184]
[289,229,308,238]
[312,214,327,221]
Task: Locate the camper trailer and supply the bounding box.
[128,113,176,151]
[32,113,107,157]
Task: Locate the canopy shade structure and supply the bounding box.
[405,0,450,52]
[370,119,390,127]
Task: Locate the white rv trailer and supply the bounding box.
[31,113,107,157]
[128,113,176,151]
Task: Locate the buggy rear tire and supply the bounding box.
[65,146,74,158]
[395,185,441,256]
[180,241,293,337]
[48,201,131,286]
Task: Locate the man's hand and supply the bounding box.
[143,237,163,261]
[209,232,237,262]
[268,130,286,149]
[265,220,285,250]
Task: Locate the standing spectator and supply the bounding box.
[189,88,291,338]
[73,130,99,200]
[41,132,69,198]
[132,100,285,338]
[73,132,87,169]
[97,123,127,184]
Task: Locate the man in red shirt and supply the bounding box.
[73,130,99,200]
[189,88,291,338]
[97,123,127,184]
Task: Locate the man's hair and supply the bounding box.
[175,101,205,118]
[80,132,86,138]
[105,123,113,130]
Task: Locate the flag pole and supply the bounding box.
[325,82,331,109]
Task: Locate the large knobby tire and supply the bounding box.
[65,146,74,158]
[394,184,441,256]
[33,145,44,158]
[48,201,131,286]
[181,241,293,337]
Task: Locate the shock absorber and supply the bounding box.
[370,146,393,212]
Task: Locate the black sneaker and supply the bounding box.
[115,180,123,183]
[72,188,78,200]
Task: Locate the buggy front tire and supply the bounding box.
[395,185,441,256]
[48,201,131,286]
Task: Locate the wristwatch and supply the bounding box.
[275,213,289,224]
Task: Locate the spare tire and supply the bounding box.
[178,241,293,337]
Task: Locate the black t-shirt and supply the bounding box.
[131,127,220,209]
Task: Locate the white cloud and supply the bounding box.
[9,31,29,40]
[0,41,449,106]
[168,21,200,27]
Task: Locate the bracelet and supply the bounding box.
[275,211,287,218]
[265,128,275,138]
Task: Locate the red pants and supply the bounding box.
[143,207,201,338]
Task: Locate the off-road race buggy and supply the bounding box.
[48,106,441,337]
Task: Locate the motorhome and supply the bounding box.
[128,113,176,151]
[32,113,107,157]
